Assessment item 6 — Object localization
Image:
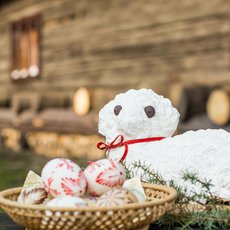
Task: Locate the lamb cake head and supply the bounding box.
[98,89,180,142]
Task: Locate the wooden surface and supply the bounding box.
[0,0,230,136]
[177,86,213,122]
[0,0,230,111]
[179,114,230,133]
[0,213,23,230]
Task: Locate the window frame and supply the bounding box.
[11,14,42,83]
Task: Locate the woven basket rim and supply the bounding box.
[0,183,177,212]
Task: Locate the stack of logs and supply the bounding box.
[0,128,104,160]
[26,131,104,160]
[1,128,21,152]
[2,86,230,156]
[0,87,110,159]
[170,85,230,132]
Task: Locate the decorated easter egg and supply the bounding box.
[41,158,87,197]
[46,195,87,208]
[17,170,48,205]
[95,188,138,207]
[84,159,126,196]
[18,184,48,205]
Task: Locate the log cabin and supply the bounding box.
[0,0,230,158]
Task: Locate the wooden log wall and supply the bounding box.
[0,0,230,112]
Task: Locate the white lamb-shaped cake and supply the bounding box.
[98,89,230,200]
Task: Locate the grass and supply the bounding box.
[0,149,47,190]
[0,148,88,191]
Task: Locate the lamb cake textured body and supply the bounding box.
[98,89,230,200]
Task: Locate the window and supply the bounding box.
[11,14,41,81]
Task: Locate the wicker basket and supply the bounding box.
[0,183,177,230]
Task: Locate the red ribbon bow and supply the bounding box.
[97,135,165,162]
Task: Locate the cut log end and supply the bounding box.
[73,87,91,116]
[207,89,230,126]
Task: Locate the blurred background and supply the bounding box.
[0,0,229,190]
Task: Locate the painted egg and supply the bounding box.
[41,158,87,197]
[84,159,126,196]
[17,184,48,205]
[46,195,87,208]
[95,188,138,207]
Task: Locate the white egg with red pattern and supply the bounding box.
[41,158,87,197]
[84,159,126,196]
[46,195,87,208]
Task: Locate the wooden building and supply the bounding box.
[0,0,230,157]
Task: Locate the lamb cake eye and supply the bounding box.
[144,106,155,118]
[114,105,122,116]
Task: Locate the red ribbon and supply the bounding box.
[97,135,165,162]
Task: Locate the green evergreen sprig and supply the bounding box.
[124,160,230,230]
